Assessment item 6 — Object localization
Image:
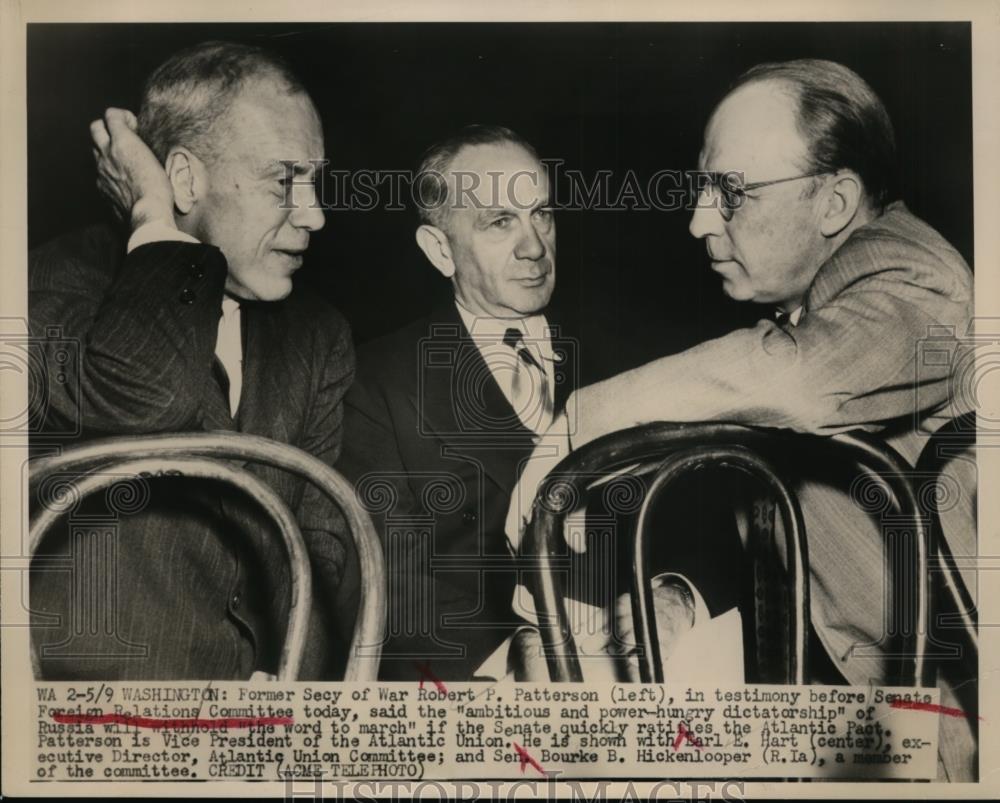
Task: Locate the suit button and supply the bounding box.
[189,262,205,279]
[179,288,196,304]
[231,593,242,609]
[462,509,477,524]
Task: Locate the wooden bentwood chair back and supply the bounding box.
[28,431,385,681]
[521,421,974,689]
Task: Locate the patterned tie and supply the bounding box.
[503,327,554,434]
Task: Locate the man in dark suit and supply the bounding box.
[510,60,976,779]
[29,41,355,680]
[338,125,576,681]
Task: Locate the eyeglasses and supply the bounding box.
[692,170,830,221]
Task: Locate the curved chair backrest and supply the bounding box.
[630,444,809,683]
[915,411,978,647]
[29,431,385,681]
[915,411,978,724]
[523,422,934,687]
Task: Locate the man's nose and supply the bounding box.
[514,220,547,261]
[289,184,326,232]
[688,191,724,240]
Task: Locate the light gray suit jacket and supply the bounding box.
[567,201,976,778]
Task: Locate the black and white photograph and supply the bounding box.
[2,0,997,796]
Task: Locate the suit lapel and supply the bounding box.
[236,302,294,444]
[542,308,577,415]
[413,302,537,497]
[199,307,237,432]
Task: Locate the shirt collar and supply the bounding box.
[454,300,553,359]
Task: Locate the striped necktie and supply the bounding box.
[503,327,554,434]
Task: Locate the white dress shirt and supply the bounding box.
[455,301,556,434]
[215,296,243,416]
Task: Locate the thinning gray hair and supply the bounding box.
[729,59,898,211]
[137,40,307,164]
[414,124,540,230]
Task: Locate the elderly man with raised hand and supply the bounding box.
[509,59,976,780]
[30,41,356,681]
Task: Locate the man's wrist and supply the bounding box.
[130,196,176,234]
[126,218,199,254]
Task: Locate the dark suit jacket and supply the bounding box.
[338,301,575,680]
[29,225,355,680]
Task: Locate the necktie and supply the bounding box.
[776,307,804,328]
[214,298,243,416]
[503,327,554,434]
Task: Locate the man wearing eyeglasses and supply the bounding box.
[509,59,976,779]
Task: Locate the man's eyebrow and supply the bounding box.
[473,207,507,223]
[259,160,316,177]
[474,197,551,218]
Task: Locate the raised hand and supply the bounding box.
[90,108,174,231]
[612,575,696,681]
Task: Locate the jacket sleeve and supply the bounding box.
[29,229,228,435]
[337,360,422,553]
[337,360,429,653]
[569,266,973,447]
[294,311,356,566]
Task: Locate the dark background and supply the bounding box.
[27,22,972,385]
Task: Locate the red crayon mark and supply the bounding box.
[414,661,448,694]
[889,699,983,720]
[52,712,292,730]
[513,742,545,776]
[672,722,703,751]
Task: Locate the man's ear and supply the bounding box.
[415,223,455,278]
[819,171,864,238]
[164,147,207,216]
